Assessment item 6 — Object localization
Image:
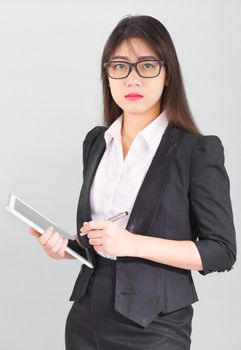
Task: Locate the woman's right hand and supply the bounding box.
[28,226,71,259]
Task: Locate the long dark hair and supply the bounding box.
[100,15,201,134]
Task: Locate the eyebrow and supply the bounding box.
[111,55,158,60]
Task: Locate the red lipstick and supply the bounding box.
[125,93,143,101]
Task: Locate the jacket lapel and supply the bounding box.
[77,123,181,250]
[125,124,180,236]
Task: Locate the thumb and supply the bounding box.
[28,227,41,238]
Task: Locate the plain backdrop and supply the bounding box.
[0,1,240,349]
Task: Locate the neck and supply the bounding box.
[121,108,163,141]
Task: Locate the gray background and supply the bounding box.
[0,0,240,349]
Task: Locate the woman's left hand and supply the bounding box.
[80,220,136,257]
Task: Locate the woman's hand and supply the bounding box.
[28,226,73,259]
[80,220,136,257]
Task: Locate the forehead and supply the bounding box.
[111,37,158,60]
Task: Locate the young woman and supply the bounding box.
[29,15,237,350]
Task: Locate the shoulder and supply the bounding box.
[177,129,226,180]
[84,125,107,144]
[81,126,107,172]
[177,127,224,154]
[173,127,225,172]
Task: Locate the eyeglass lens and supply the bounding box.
[107,61,161,78]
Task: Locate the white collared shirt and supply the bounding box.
[89,110,169,259]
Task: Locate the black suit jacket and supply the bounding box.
[68,123,237,328]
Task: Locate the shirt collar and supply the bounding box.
[104,110,169,154]
[104,115,122,148]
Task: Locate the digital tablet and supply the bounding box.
[6,193,94,268]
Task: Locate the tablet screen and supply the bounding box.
[6,193,94,268]
[13,196,72,238]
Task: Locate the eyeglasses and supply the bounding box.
[103,59,165,79]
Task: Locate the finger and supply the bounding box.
[38,227,55,246]
[87,229,103,239]
[80,226,102,235]
[44,232,61,250]
[94,246,104,254]
[49,235,64,254]
[80,231,88,236]
[89,237,103,246]
[57,239,68,257]
[84,220,106,231]
[80,226,88,235]
[28,227,41,238]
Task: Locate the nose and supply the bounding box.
[129,64,139,77]
[125,65,141,86]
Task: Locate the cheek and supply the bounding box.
[153,75,166,96]
[145,80,165,104]
[109,84,119,97]
[108,77,165,109]
[109,84,128,109]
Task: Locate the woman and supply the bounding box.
[29,15,237,350]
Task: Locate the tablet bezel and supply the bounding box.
[6,193,94,268]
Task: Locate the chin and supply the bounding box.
[121,104,149,114]
[125,107,152,116]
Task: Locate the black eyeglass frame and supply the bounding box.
[103,59,166,79]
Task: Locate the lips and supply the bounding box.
[125,93,143,101]
[125,93,143,97]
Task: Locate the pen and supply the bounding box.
[107,211,129,222]
[79,211,128,236]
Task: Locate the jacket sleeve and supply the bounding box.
[189,135,237,276]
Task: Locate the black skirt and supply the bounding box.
[65,252,194,350]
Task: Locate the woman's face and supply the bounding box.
[107,37,167,118]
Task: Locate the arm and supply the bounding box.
[130,135,237,274]
[131,235,203,271]
[188,135,237,275]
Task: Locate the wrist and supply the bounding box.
[128,232,141,257]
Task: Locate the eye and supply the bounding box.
[143,63,154,69]
[114,63,126,69]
